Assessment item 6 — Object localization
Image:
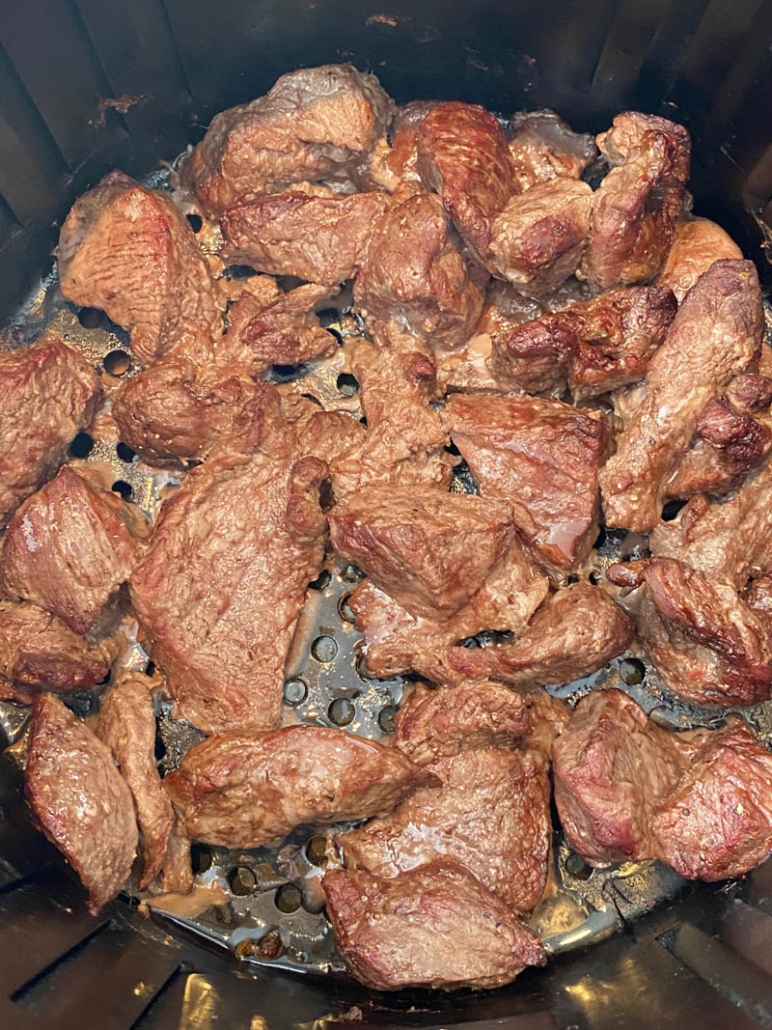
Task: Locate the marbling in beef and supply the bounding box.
[658,217,743,302]
[0,466,142,635]
[165,725,432,848]
[0,334,101,530]
[600,260,763,533]
[58,171,222,366]
[182,64,394,213]
[508,110,598,192]
[323,861,545,991]
[25,694,138,914]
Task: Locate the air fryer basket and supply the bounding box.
[4,1,772,1027]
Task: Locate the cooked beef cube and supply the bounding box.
[0,466,142,635]
[415,102,516,264]
[182,64,394,213]
[25,694,138,914]
[354,192,485,350]
[652,461,772,590]
[329,486,516,618]
[165,725,431,848]
[159,833,194,895]
[220,188,389,287]
[489,179,593,298]
[0,334,100,530]
[283,397,367,464]
[97,672,174,889]
[600,260,763,533]
[393,680,567,765]
[323,861,545,991]
[443,393,608,578]
[652,721,772,881]
[331,344,451,496]
[665,393,772,499]
[607,558,772,706]
[131,448,327,735]
[349,536,549,682]
[658,218,743,302]
[508,110,598,192]
[112,360,269,467]
[58,171,222,366]
[445,583,633,688]
[338,745,551,915]
[488,285,676,399]
[0,600,114,701]
[369,101,436,193]
[553,688,698,865]
[581,113,691,291]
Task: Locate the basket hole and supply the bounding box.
[336,372,359,397]
[308,569,331,591]
[111,480,132,501]
[661,499,687,522]
[78,307,104,329]
[116,442,138,464]
[186,213,203,233]
[69,431,93,459]
[328,697,355,726]
[104,349,131,376]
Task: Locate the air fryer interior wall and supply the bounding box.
[3,1,772,1027]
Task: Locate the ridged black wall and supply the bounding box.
[1,0,772,317]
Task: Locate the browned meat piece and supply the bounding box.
[488,285,676,399]
[652,721,772,881]
[58,171,221,366]
[160,833,194,895]
[490,179,593,298]
[445,583,634,688]
[415,102,516,263]
[369,101,435,193]
[393,680,566,765]
[331,344,451,496]
[0,335,100,530]
[112,360,268,467]
[182,64,394,213]
[329,486,516,619]
[600,260,763,533]
[0,466,141,635]
[97,672,173,889]
[220,189,389,287]
[354,192,484,350]
[323,861,545,991]
[131,448,327,735]
[349,535,549,682]
[607,558,772,706]
[338,746,551,915]
[165,725,431,848]
[581,113,691,291]
[658,218,743,302]
[747,576,772,632]
[652,461,772,590]
[0,601,113,701]
[443,393,608,578]
[25,694,138,914]
[665,393,772,499]
[553,688,699,865]
[508,110,598,192]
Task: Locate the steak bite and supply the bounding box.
[323,861,545,991]
[329,486,516,619]
[0,601,113,701]
[658,217,743,302]
[353,192,485,350]
[25,694,138,914]
[489,178,593,298]
[415,101,517,264]
[369,101,435,193]
[165,725,431,848]
[182,64,394,213]
[338,745,551,915]
[130,447,328,735]
[0,466,142,635]
[607,558,772,707]
[581,113,691,291]
[220,188,389,287]
[0,334,101,530]
[442,393,608,579]
[600,260,763,533]
[58,171,222,366]
[97,672,173,889]
[508,110,598,192]
[488,284,676,399]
